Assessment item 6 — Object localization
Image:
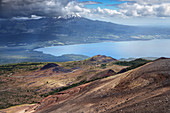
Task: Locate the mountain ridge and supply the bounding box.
[0,17,170,46]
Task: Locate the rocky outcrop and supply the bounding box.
[40,63,59,70]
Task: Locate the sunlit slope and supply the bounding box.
[30,58,170,113]
[0,55,130,110]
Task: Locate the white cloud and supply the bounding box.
[75,1,170,19]
[0,0,170,26]
[12,15,43,20]
[79,1,170,18]
[118,2,170,17]
[77,0,170,26]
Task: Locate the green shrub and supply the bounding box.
[101,64,106,69]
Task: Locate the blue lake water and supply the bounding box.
[35,39,170,59]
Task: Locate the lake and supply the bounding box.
[35,39,170,59]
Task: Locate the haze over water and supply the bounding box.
[35,39,170,59]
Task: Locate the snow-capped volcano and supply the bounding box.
[57,14,82,19]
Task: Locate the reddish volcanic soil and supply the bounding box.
[0,55,127,112]
[23,59,170,113]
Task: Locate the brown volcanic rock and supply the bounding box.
[40,63,72,73]
[115,59,170,90]
[25,83,91,113]
[41,63,72,73]
[87,55,117,64]
[0,56,127,112]
[155,57,170,61]
[90,69,116,80]
[52,66,72,73]
[30,59,170,113]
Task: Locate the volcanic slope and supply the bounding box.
[0,55,128,110]
[27,58,170,113]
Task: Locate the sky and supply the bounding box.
[78,0,126,10]
[0,0,170,26]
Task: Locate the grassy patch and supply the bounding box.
[0,88,41,109]
[41,75,110,97]
[114,58,151,66]
[116,58,152,73]
[0,62,49,75]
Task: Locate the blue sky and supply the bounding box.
[79,0,126,10]
[76,0,170,26]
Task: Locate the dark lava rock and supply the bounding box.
[117,68,127,74]
[155,57,170,61]
[41,63,59,70]
[91,69,116,79]
[52,67,72,73]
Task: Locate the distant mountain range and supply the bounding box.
[0,17,170,64]
[0,17,170,47]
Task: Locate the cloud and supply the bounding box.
[86,0,170,18]
[12,15,43,20]
[0,0,170,20]
[119,2,170,17]
[0,0,77,18]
